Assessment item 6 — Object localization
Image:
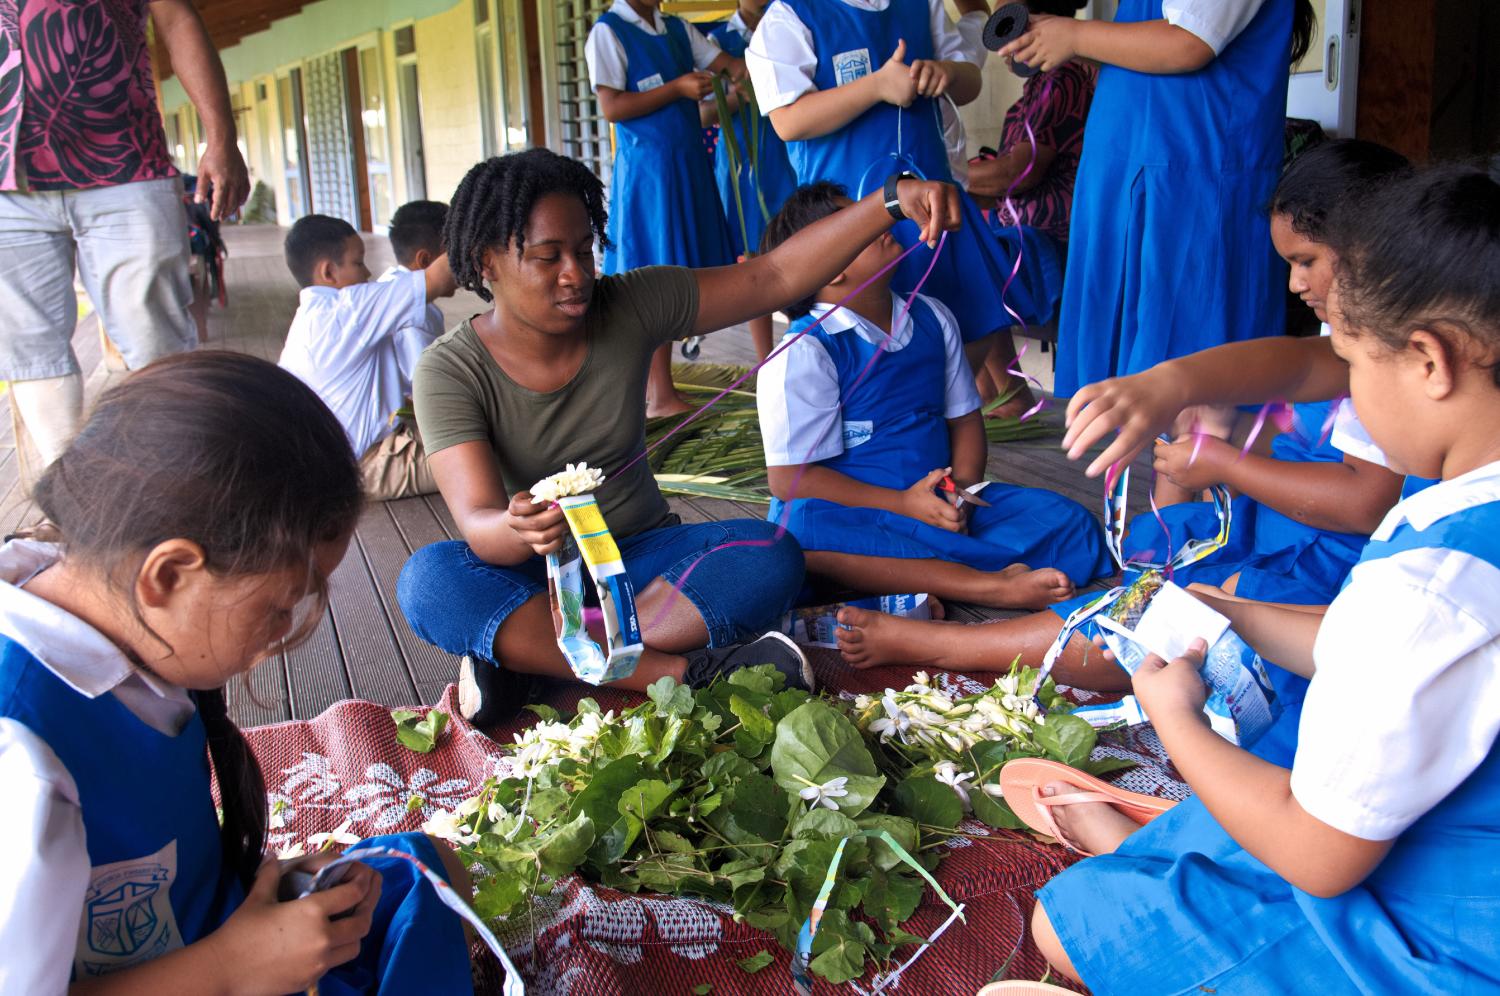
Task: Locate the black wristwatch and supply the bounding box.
[883,171,917,221]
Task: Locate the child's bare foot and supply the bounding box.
[984,380,1040,420]
[646,391,695,418]
[985,564,1074,610]
[1042,781,1139,855]
[836,605,946,669]
[927,595,946,621]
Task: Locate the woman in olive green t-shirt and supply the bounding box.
[398,148,960,724]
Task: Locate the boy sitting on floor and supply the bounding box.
[755,183,1110,610]
[380,199,450,343]
[278,212,456,500]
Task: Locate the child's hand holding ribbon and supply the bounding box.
[1154,435,1232,492]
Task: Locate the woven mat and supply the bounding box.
[245,649,1187,995]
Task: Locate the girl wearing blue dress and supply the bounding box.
[706,0,799,360]
[1000,0,1317,396]
[0,353,474,993]
[756,183,1111,611]
[1025,164,1500,994]
[746,0,1042,415]
[586,0,740,416]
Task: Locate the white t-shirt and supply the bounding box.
[278,268,434,458]
[756,293,980,467]
[585,0,724,92]
[0,541,196,995]
[746,0,978,115]
[1162,0,1269,55]
[1291,460,1500,841]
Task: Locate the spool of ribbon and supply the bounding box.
[982,2,1040,77]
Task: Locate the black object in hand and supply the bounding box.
[983,2,1040,78]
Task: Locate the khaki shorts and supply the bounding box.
[360,421,437,501]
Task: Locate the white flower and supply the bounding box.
[869,692,913,742]
[981,782,1006,799]
[276,841,307,859]
[308,817,360,851]
[911,671,931,687]
[933,762,976,811]
[995,674,1021,697]
[798,776,850,811]
[531,462,606,504]
[422,808,480,846]
[853,694,875,712]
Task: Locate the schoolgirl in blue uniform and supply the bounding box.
[0,353,472,993]
[1026,164,1500,994]
[746,0,1041,410]
[1000,0,1318,395]
[756,184,1110,611]
[586,0,740,414]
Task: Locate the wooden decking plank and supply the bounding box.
[326,526,420,707]
[386,494,450,554]
[228,651,291,726]
[354,504,462,701]
[283,604,353,721]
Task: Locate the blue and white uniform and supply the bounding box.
[1055,0,1292,394]
[707,14,798,257]
[0,542,471,994]
[1038,463,1500,993]
[747,0,1027,343]
[756,294,1111,582]
[586,0,734,273]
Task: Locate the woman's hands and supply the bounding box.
[506,493,567,556]
[998,14,1081,73]
[902,468,965,532]
[207,857,382,995]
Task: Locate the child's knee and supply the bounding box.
[1030,900,1082,984]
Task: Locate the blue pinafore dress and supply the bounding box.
[769,295,1111,583]
[1054,0,1292,395]
[1038,498,1500,994]
[708,20,798,257]
[0,639,472,994]
[598,11,734,273]
[777,0,1025,342]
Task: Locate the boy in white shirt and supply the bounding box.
[380,199,449,346]
[277,213,456,500]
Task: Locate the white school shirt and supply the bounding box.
[1291,460,1500,841]
[936,9,987,186]
[0,541,196,995]
[756,293,980,467]
[277,268,433,459]
[1161,0,1269,55]
[747,0,978,115]
[585,0,724,92]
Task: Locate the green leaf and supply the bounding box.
[701,751,758,786]
[1082,756,1139,777]
[652,829,697,854]
[855,814,919,872]
[728,694,774,744]
[693,984,714,995]
[887,927,930,947]
[968,740,1014,780]
[618,778,679,824]
[791,807,859,841]
[391,708,448,753]
[471,871,529,919]
[536,814,594,877]
[770,702,885,818]
[1033,712,1097,767]
[727,664,781,695]
[777,837,868,911]
[769,688,812,724]
[719,857,766,891]
[971,792,1028,830]
[712,772,788,845]
[524,703,561,723]
[647,676,694,718]
[738,950,775,974]
[808,910,872,984]
[569,756,647,827]
[892,775,964,830]
[860,868,925,931]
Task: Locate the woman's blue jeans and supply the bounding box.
[397,518,805,662]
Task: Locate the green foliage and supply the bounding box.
[391,708,448,753]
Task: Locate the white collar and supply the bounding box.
[725,11,751,38]
[0,541,192,714]
[1372,459,1500,539]
[298,285,339,305]
[804,293,918,351]
[608,0,666,33]
[380,264,412,280]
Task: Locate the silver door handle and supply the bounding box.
[1325,35,1339,91]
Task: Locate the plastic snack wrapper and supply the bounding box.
[535,465,644,685]
[1036,473,1280,747]
[779,593,931,648]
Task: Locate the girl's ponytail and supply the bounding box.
[194,688,268,889]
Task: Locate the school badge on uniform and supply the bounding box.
[841,419,873,448]
[75,842,182,977]
[636,72,664,91]
[832,48,872,85]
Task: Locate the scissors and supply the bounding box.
[937,475,992,508]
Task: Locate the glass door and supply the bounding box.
[1287,0,1359,136]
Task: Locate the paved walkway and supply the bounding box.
[2,223,1131,725]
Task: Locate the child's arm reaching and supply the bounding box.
[1154,440,1402,536]
[1064,337,1350,478]
[947,410,987,490]
[597,73,717,122]
[768,464,964,532]
[999,14,1215,74]
[1133,641,1393,898]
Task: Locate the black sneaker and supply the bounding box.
[457,655,535,728]
[682,631,815,692]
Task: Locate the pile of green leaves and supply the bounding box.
[448,666,947,985]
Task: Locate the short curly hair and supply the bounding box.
[444,150,611,302]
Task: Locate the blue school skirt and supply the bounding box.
[773,482,1112,586]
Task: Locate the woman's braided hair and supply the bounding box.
[443,149,612,302]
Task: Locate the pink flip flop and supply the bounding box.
[977,981,1078,996]
[999,757,1177,856]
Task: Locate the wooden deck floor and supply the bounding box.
[1,224,1137,726]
